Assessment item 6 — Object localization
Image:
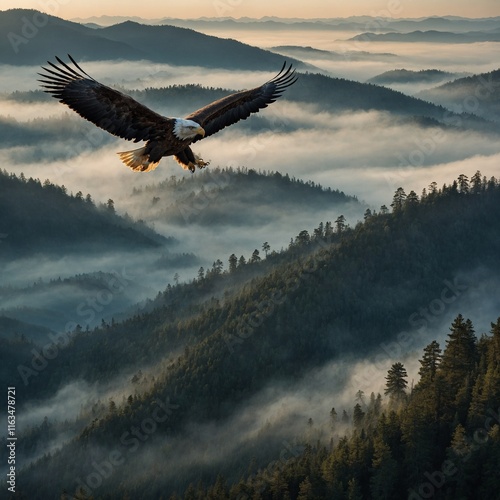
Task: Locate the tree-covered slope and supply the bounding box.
[186,315,500,500]
[0,170,168,257]
[418,69,500,122]
[128,166,359,226]
[12,171,500,498]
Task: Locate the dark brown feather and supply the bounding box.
[185,62,297,142]
[38,55,173,144]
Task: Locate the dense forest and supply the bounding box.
[367,69,459,85]
[418,69,500,123]
[174,314,500,499]
[0,169,168,257]
[4,170,500,499]
[128,166,358,226]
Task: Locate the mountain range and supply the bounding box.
[0,9,306,69]
[348,29,500,43]
[72,14,500,34]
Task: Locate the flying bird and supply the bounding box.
[38,55,297,172]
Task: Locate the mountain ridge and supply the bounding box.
[0,9,307,69]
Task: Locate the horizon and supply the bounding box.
[1,0,499,21]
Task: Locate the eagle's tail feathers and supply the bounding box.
[117,147,160,172]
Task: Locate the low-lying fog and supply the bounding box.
[1,29,499,317]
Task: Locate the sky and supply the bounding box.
[1,0,499,19]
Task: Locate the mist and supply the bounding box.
[1,18,500,497]
[32,265,498,495]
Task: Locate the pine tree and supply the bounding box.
[250,249,261,263]
[347,478,363,500]
[439,315,477,393]
[335,215,346,234]
[405,190,419,207]
[297,477,313,500]
[330,407,338,433]
[417,340,442,387]
[469,318,500,420]
[385,362,408,407]
[353,403,365,430]
[197,267,205,281]
[457,173,469,193]
[324,221,333,238]
[471,170,483,193]
[391,187,406,213]
[228,254,238,273]
[370,436,398,500]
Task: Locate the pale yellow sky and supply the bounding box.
[1,0,499,19]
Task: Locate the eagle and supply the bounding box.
[38,55,297,172]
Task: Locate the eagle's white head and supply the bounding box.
[173,119,205,140]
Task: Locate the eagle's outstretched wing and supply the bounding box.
[185,62,297,143]
[38,55,172,143]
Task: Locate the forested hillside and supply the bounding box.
[184,314,500,499]
[418,69,500,123]
[8,171,500,499]
[367,69,459,86]
[128,167,358,226]
[0,169,168,257]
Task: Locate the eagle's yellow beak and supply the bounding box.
[196,126,205,137]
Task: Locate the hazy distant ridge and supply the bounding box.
[0,9,306,69]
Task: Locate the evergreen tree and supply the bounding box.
[250,249,261,263]
[197,267,205,281]
[471,170,483,193]
[384,362,408,407]
[405,190,419,206]
[417,340,442,387]
[428,181,438,194]
[330,407,338,433]
[296,229,311,245]
[457,173,469,193]
[390,187,406,213]
[212,259,223,275]
[297,477,313,500]
[228,254,238,273]
[313,222,324,239]
[335,215,346,234]
[370,436,398,500]
[439,315,477,392]
[353,403,365,430]
[355,390,366,406]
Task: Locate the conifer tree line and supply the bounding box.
[175,314,500,500]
